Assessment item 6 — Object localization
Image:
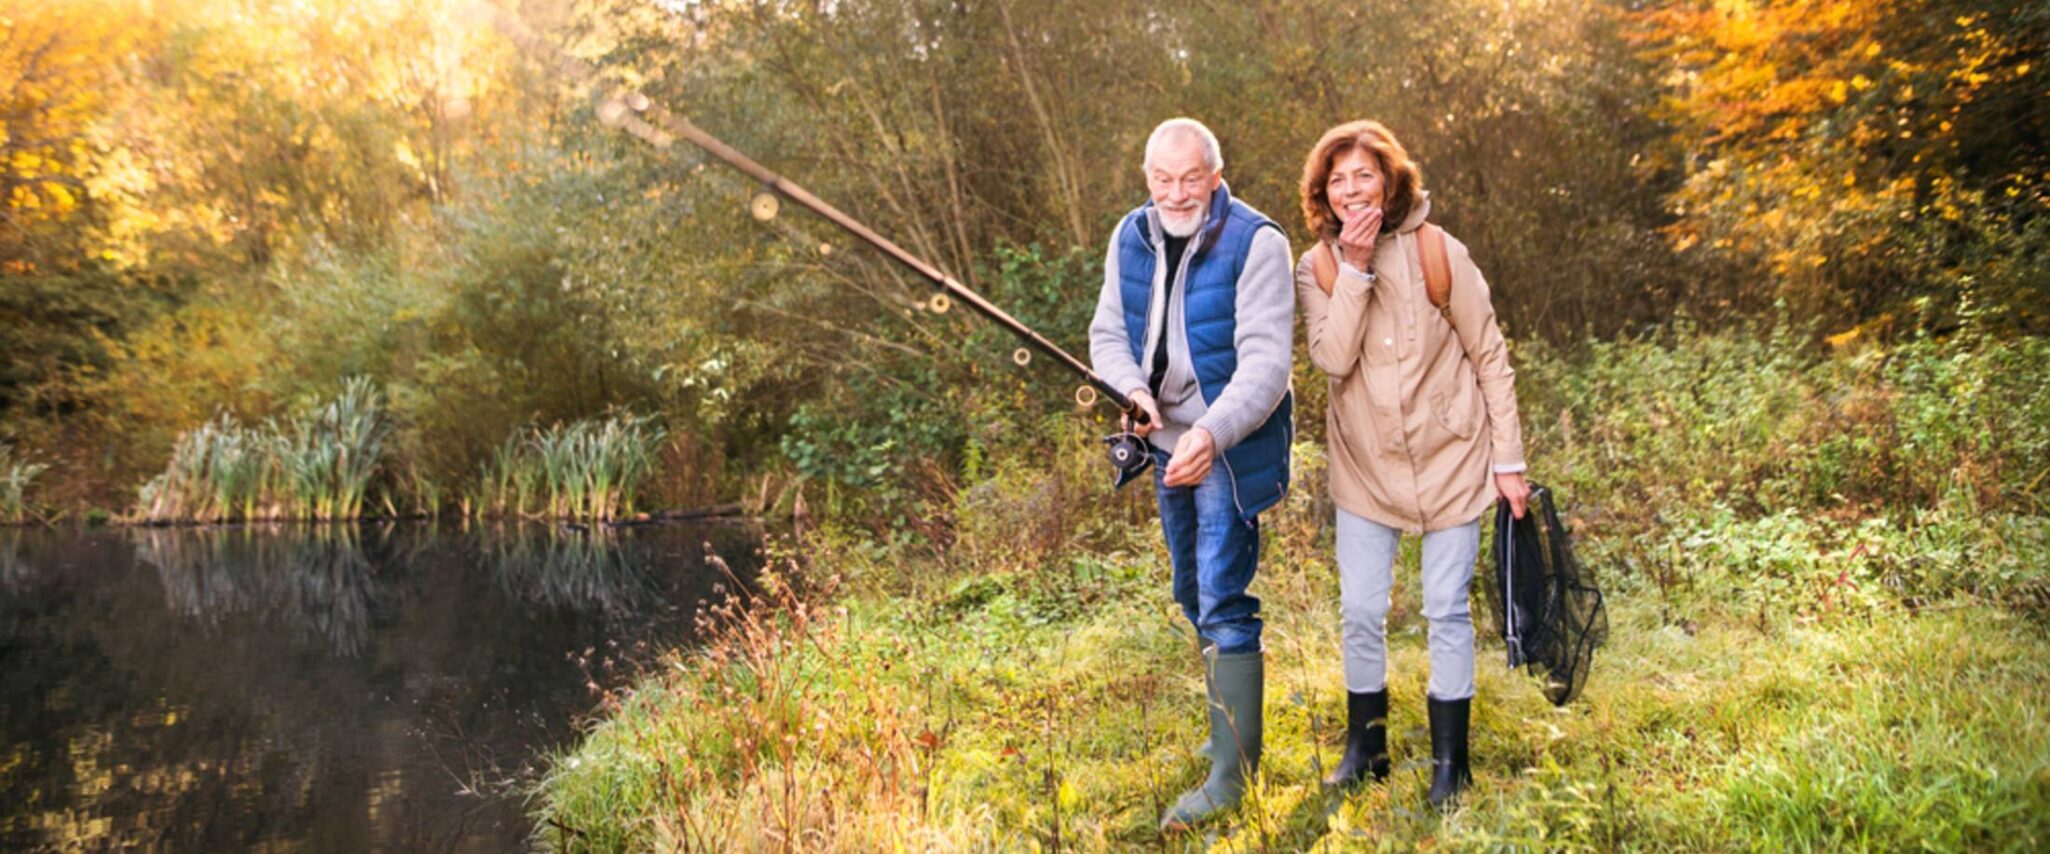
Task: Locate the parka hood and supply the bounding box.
[1391,191,1432,235]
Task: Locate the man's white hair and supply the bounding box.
[1143,118,1223,174]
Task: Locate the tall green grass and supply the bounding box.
[1,444,51,524]
[469,413,666,521]
[534,330,2050,851]
[134,377,394,522]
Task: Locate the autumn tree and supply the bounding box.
[0,0,158,427]
[1635,0,2050,333]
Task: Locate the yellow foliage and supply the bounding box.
[1631,0,2045,320]
[0,0,145,238]
[1,0,523,270]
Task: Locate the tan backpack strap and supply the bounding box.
[1419,223,1454,319]
[1310,239,1339,297]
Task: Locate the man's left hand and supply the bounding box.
[1496,471,1530,519]
[1162,428,1217,487]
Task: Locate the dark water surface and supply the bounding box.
[0,522,759,851]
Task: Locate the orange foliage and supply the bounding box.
[1632,0,2047,326]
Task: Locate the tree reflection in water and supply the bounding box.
[0,522,754,851]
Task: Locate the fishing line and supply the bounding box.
[487,6,1152,477]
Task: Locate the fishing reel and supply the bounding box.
[1091,390,1154,482]
[1103,431,1153,479]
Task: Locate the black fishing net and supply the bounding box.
[1485,484,1607,706]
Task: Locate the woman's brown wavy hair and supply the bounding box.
[1299,120,1424,240]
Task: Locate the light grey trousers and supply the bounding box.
[1336,508,1481,701]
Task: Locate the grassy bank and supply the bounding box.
[535,328,2050,851]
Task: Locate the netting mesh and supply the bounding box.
[1485,484,1608,706]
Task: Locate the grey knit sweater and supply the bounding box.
[1087,206,1295,454]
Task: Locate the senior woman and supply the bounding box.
[1294,119,1530,807]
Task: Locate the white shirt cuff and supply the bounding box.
[1492,462,1527,475]
[1337,260,1375,283]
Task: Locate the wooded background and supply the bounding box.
[4,0,2045,518]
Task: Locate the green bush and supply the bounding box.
[1518,325,2050,623]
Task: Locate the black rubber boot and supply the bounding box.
[1426,695,1472,809]
[1323,689,1389,787]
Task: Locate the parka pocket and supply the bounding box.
[1430,387,1480,440]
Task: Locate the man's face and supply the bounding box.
[1146,139,1222,238]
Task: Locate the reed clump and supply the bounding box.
[468,413,666,521]
[1,444,50,524]
[134,395,670,523]
[134,377,393,522]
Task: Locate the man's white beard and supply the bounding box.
[1159,203,1206,238]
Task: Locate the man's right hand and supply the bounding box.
[1123,389,1162,437]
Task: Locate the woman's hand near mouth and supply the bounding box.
[1336,202,1382,271]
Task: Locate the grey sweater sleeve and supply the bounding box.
[1088,224,1151,398]
[1193,227,1295,451]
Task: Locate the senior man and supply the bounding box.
[1088,117,1294,829]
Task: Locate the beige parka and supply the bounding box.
[1296,196,1527,534]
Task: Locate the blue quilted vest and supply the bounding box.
[1115,182,1293,520]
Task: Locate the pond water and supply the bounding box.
[0,521,760,851]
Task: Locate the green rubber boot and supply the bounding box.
[1161,647,1263,831]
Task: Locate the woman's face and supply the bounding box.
[1325,146,1386,225]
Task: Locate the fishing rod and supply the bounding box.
[489,9,1155,478]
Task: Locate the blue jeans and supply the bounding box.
[1154,448,1263,654]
